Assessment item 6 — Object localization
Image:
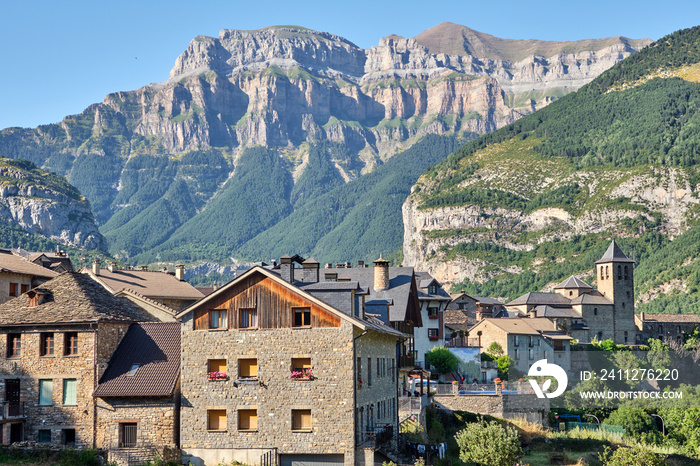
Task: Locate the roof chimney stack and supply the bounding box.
[175,264,185,281]
[302,258,320,283]
[373,255,390,291]
[92,259,101,276]
[280,255,294,283]
[107,261,117,273]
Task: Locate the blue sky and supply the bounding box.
[1,0,699,130]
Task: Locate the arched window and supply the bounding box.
[600,266,604,280]
[605,266,609,278]
[593,307,598,316]
[624,265,629,280]
[617,265,622,280]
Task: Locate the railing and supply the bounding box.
[0,401,25,419]
[434,383,458,396]
[445,337,480,347]
[399,355,417,368]
[399,395,427,414]
[261,447,278,466]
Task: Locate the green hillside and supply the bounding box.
[408,26,700,312]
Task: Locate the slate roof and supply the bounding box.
[312,266,417,323]
[28,252,75,272]
[638,314,700,323]
[474,297,504,306]
[570,291,613,306]
[506,292,572,307]
[0,249,59,279]
[474,318,559,335]
[0,272,156,325]
[85,269,204,300]
[300,281,362,291]
[595,240,635,264]
[553,276,592,290]
[94,322,180,397]
[415,271,452,301]
[531,305,581,318]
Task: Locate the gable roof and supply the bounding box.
[28,252,75,272]
[0,249,59,279]
[0,272,156,325]
[177,267,404,338]
[84,268,204,300]
[531,305,581,318]
[415,271,452,301]
[570,291,613,306]
[595,240,635,264]
[94,322,180,397]
[553,276,592,290]
[473,317,559,335]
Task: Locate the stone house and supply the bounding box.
[413,273,451,370]
[94,322,181,466]
[0,249,58,304]
[176,265,403,466]
[469,318,572,377]
[445,294,507,347]
[0,272,154,446]
[82,261,203,312]
[504,241,637,345]
[635,312,700,345]
[26,251,75,273]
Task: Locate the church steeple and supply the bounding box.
[595,240,636,344]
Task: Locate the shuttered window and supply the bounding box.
[292,409,311,431]
[39,380,53,406]
[238,409,258,431]
[239,359,258,379]
[208,410,226,431]
[63,379,77,405]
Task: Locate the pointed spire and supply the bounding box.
[595,240,635,264]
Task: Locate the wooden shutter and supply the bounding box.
[194,309,209,330]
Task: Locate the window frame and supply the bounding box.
[291,409,312,432]
[64,332,78,356]
[38,379,53,406]
[40,333,54,357]
[428,328,439,341]
[207,409,227,431]
[119,422,138,447]
[209,309,228,330]
[63,379,77,406]
[238,409,258,431]
[37,429,51,444]
[239,308,258,329]
[292,307,311,328]
[7,333,21,358]
[208,359,227,380]
[238,358,258,380]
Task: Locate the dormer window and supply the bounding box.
[127,364,141,376]
[428,285,437,295]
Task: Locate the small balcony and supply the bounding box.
[0,401,25,420]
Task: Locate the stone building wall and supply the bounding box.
[434,393,549,424]
[0,323,131,447]
[179,316,358,466]
[0,273,32,305]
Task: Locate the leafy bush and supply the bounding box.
[604,408,659,443]
[454,417,522,466]
[425,347,459,376]
[599,445,665,466]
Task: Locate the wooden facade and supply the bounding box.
[192,273,341,331]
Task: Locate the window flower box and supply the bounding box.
[207,371,228,380]
[290,369,313,380]
[428,314,439,320]
[428,335,440,341]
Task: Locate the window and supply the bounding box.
[658,325,663,334]
[239,308,257,328]
[428,328,439,340]
[9,283,17,297]
[39,380,53,406]
[291,357,311,375]
[428,285,437,294]
[210,309,227,329]
[20,284,28,294]
[600,267,604,281]
[529,348,535,360]
[208,359,227,379]
[677,326,682,334]
[624,331,628,343]
[208,410,226,431]
[605,266,609,278]
[357,357,362,385]
[367,358,372,386]
[119,423,137,447]
[7,334,21,357]
[624,266,629,280]
[62,429,75,446]
[528,336,534,347]
[514,335,520,347]
[40,333,54,356]
[428,307,439,319]
[593,308,598,316]
[64,332,78,356]
[377,358,381,377]
[238,358,258,380]
[292,409,311,431]
[127,364,141,376]
[597,331,603,341]
[617,265,622,280]
[63,379,77,405]
[238,409,258,431]
[514,349,519,360]
[293,307,311,327]
[38,430,51,444]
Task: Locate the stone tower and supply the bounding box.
[594,240,637,344]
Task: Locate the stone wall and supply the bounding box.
[180,316,358,466]
[433,393,549,424]
[0,273,32,305]
[0,322,130,447]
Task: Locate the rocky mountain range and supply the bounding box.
[0,23,650,264]
[401,25,700,313]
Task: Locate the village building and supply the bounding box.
[504,241,638,345]
[635,312,700,345]
[469,318,573,376]
[444,294,507,347]
[413,273,451,369]
[26,251,74,273]
[176,265,403,466]
[94,322,181,466]
[0,272,155,446]
[82,261,203,312]
[0,249,58,304]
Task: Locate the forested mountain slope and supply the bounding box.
[403,26,700,314]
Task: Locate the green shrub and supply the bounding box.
[454,417,522,466]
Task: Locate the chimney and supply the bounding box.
[302,258,320,283]
[92,259,100,276]
[358,260,365,268]
[325,263,332,269]
[345,261,352,268]
[175,264,185,281]
[107,261,117,273]
[280,255,294,283]
[373,255,390,291]
[138,265,148,271]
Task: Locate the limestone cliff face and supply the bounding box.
[0,161,106,250]
[98,25,647,160]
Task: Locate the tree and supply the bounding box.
[455,418,522,466]
[486,342,504,358]
[425,347,459,376]
[496,355,513,380]
[604,408,659,443]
